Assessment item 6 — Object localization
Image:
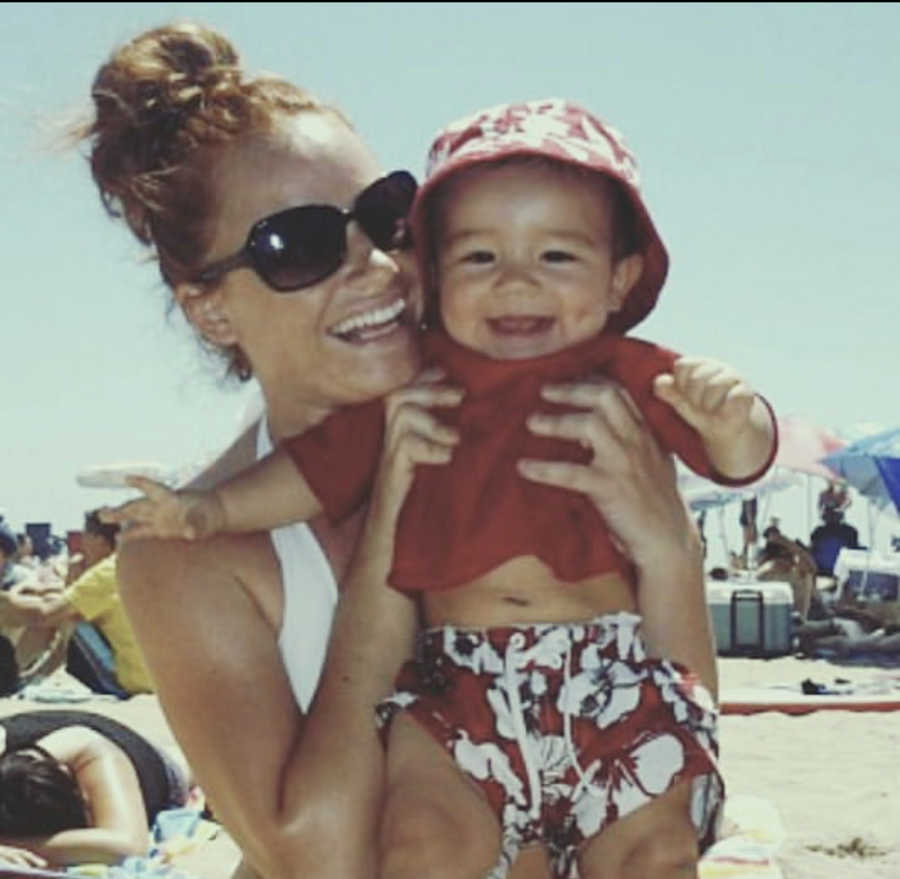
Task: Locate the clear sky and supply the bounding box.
[2,3,898,554]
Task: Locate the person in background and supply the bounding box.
[0,523,30,591]
[14,534,39,570]
[817,477,850,519]
[0,709,190,866]
[809,508,860,576]
[737,496,758,568]
[9,511,153,697]
[757,523,818,621]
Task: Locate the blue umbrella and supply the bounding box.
[821,427,900,514]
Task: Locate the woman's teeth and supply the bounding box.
[330,299,406,342]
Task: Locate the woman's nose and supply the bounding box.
[344,221,399,281]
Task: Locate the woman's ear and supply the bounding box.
[610,253,645,311]
[174,283,239,346]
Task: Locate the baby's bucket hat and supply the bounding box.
[411,98,668,333]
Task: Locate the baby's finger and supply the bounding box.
[99,498,156,525]
[671,359,721,408]
[698,374,745,413]
[652,373,680,405]
[124,474,172,499]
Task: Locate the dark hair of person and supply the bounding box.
[0,635,20,697]
[84,508,121,549]
[0,524,16,559]
[69,22,346,381]
[0,745,88,834]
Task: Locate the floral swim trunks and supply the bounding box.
[376,612,723,879]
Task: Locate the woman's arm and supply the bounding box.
[0,727,148,865]
[116,375,460,879]
[518,378,718,699]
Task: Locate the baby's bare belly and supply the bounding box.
[420,555,637,628]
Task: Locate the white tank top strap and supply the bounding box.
[257,418,338,712]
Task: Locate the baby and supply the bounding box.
[112,100,777,878]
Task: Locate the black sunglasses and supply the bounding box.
[194,170,418,292]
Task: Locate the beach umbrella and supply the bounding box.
[821,426,900,515]
[677,465,804,564]
[772,415,848,532]
[774,415,846,479]
[678,466,803,513]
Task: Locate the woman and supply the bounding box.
[79,23,716,879]
[0,709,190,866]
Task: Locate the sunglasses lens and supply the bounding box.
[355,171,417,251]
[240,172,417,292]
[251,209,346,291]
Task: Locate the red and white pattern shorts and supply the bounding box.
[376,612,723,879]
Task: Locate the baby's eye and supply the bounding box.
[542,250,577,263]
[461,250,495,265]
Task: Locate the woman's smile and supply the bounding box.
[328,296,409,344]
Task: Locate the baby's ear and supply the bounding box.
[610,253,644,311]
[174,283,239,346]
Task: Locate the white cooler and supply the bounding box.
[706,578,794,657]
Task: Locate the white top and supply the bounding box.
[257,419,338,712]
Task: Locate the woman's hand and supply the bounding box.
[517,378,700,578]
[517,376,716,696]
[100,477,226,542]
[367,367,463,530]
[0,843,48,867]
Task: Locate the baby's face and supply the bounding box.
[436,163,634,360]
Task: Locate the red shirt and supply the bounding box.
[284,331,775,592]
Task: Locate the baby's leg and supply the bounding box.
[577,780,699,879]
[379,712,502,879]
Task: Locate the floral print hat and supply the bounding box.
[411,98,668,333]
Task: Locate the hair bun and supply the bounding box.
[85,23,244,243]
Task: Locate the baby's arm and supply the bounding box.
[653,356,776,481]
[102,448,321,541]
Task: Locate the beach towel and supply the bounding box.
[721,672,900,715]
[0,803,221,879]
[13,668,119,704]
[699,795,785,879]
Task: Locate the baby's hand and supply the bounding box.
[100,475,226,542]
[653,356,757,443]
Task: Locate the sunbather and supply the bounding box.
[0,709,190,866]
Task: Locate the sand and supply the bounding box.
[716,656,900,879]
[2,655,898,878]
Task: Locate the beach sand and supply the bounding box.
[2,655,898,878]
[717,656,900,879]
